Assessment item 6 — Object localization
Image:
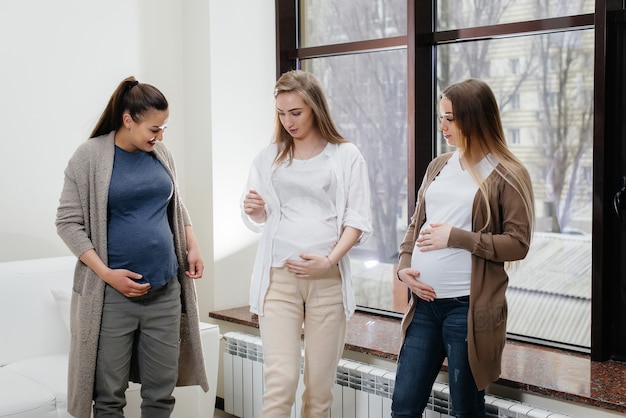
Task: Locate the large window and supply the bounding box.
[277,0,626,360]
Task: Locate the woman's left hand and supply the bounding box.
[186,246,204,279]
[416,223,452,251]
[285,253,334,278]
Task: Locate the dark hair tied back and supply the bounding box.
[90,76,168,138]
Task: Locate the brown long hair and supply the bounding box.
[272,70,346,165]
[90,76,168,138]
[441,78,535,232]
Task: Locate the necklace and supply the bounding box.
[294,138,323,163]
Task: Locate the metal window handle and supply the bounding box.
[614,176,626,223]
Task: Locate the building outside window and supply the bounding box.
[508,128,521,146]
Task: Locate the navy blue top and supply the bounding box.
[107,146,178,287]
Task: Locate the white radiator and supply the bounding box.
[222,331,573,418]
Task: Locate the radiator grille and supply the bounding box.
[222,331,573,418]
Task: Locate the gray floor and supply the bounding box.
[214,409,237,418]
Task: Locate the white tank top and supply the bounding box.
[410,151,496,298]
[271,151,338,265]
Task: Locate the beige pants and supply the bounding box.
[259,266,346,418]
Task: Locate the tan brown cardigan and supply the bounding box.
[56,132,208,418]
[398,152,532,390]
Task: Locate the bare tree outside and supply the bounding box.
[302,0,408,265]
[308,52,408,263]
[301,0,405,47]
[300,0,409,313]
[534,28,594,233]
[437,0,593,235]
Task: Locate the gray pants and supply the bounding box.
[93,279,181,418]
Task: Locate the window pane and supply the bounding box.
[302,49,408,314]
[437,29,594,349]
[437,0,594,31]
[300,0,407,47]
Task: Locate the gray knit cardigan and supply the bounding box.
[56,132,208,418]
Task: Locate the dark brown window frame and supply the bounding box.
[275,0,626,363]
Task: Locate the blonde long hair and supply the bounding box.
[441,78,535,233]
[272,70,346,165]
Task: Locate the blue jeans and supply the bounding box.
[391,296,485,418]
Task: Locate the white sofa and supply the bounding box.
[0,256,219,418]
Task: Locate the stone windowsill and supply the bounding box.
[209,305,626,413]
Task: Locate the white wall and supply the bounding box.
[0,0,274,316]
[0,0,143,260]
[207,0,276,312]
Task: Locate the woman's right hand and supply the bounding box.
[243,189,266,223]
[79,249,149,298]
[397,268,436,302]
[101,268,150,298]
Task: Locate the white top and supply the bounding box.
[241,142,372,318]
[272,151,338,265]
[411,151,497,298]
